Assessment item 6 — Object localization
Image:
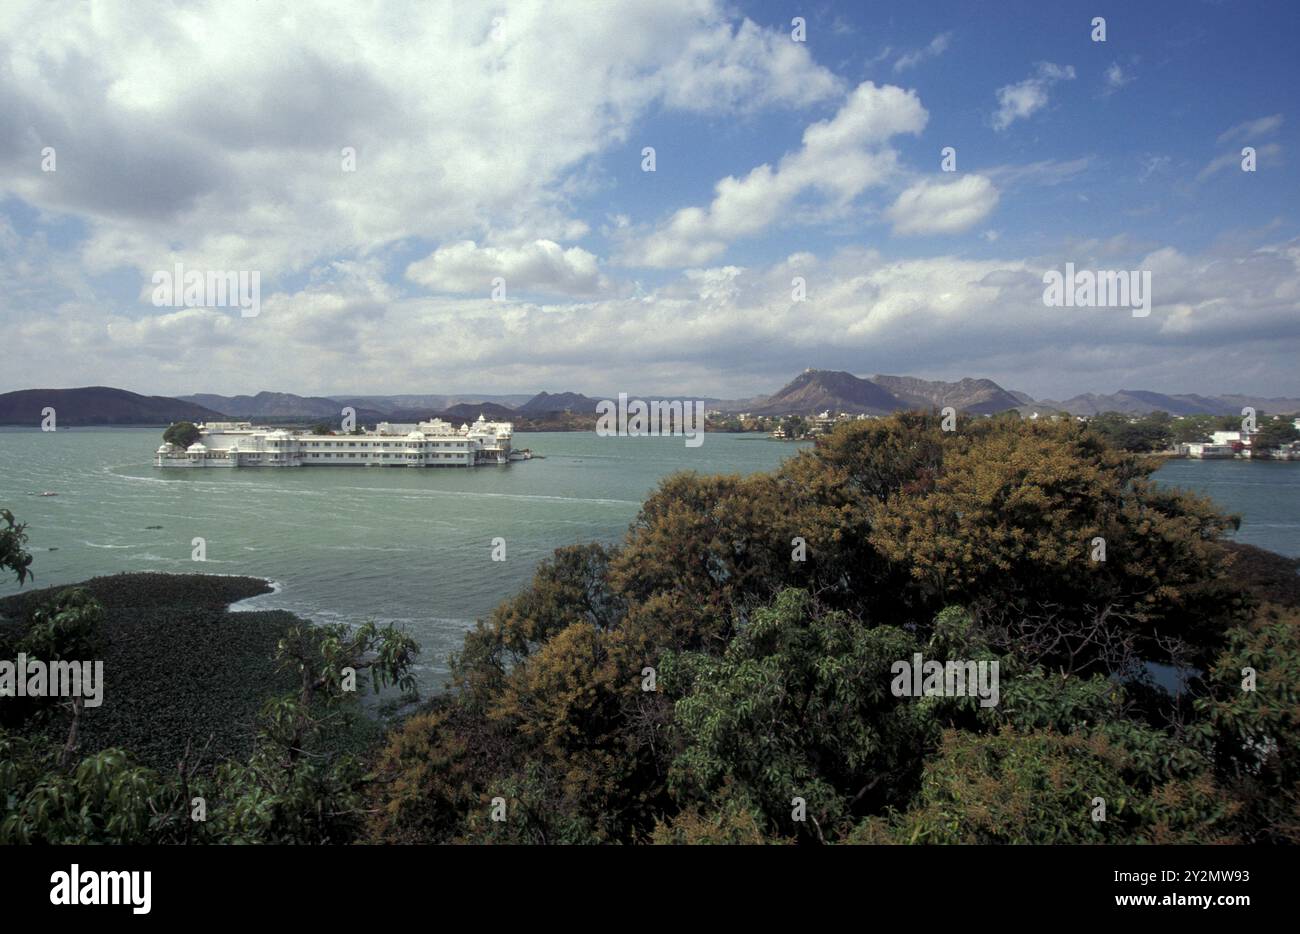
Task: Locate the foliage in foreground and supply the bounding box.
[366,415,1297,844]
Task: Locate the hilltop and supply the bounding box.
[0,387,226,426]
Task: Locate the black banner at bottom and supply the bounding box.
[0,844,1278,920]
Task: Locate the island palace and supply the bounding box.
[155,415,514,468]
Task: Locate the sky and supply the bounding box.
[1,0,1297,401]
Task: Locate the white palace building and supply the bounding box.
[155,415,514,468]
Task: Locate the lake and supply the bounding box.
[2,427,1296,691]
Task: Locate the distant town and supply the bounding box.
[749,407,1300,460]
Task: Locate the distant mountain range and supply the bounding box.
[2,377,1297,427]
[720,371,1300,418]
[182,391,355,419]
[517,391,603,414]
[716,370,1035,417]
[0,387,226,427]
[1036,390,1300,417]
[0,387,607,427]
[745,369,902,416]
[305,393,533,413]
[872,374,1025,416]
[179,391,551,420]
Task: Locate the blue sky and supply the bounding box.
[0,0,1296,401]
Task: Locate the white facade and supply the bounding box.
[155,416,513,468]
[1179,442,1236,459]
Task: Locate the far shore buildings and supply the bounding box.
[745,406,1299,456]
[155,415,514,468]
[1178,421,1300,460]
[769,410,873,439]
[1178,442,1238,459]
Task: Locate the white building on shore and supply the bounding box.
[155,416,513,468]
[1177,442,1237,459]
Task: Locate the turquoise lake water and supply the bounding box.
[1,427,1296,691]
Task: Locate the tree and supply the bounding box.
[17,588,107,766]
[1087,411,1171,452]
[868,419,1240,675]
[608,472,800,651]
[0,740,184,845]
[453,543,624,706]
[0,508,33,584]
[1172,414,1217,444]
[774,413,950,622]
[269,619,418,765]
[664,589,936,841]
[781,415,808,439]
[1253,418,1299,452]
[162,421,201,448]
[853,723,1234,844]
[1192,603,1300,843]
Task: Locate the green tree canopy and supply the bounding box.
[1254,418,1299,451]
[0,508,33,584]
[162,421,201,448]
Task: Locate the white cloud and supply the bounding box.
[406,240,606,297]
[1139,155,1171,181]
[992,62,1076,130]
[1102,62,1132,95]
[893,32,951,72]
[658,17,844,111]
[1218,114,1284,144]
[985,157,1092,189]
[0,0,842,284]
[886,175,999,235]
[621,81,928,266]
[1197,142,1282,182]
[9,221,1296,401]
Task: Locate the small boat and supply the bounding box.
[38,491,58,497]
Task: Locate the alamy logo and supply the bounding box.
[0,654,103,707]
[151,262,261,317]
[50,865,151,914]
[890,653,1000,708]
[1042,262,1151,317]
[595,393,706,448]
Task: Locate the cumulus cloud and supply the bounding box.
[658,17,845,111]
[0,0,842,284]
[7,218,1297,401]
[886,175,999,235]
[406,240,606,297]
[621,81,928,266]
[992,62,1075,130]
